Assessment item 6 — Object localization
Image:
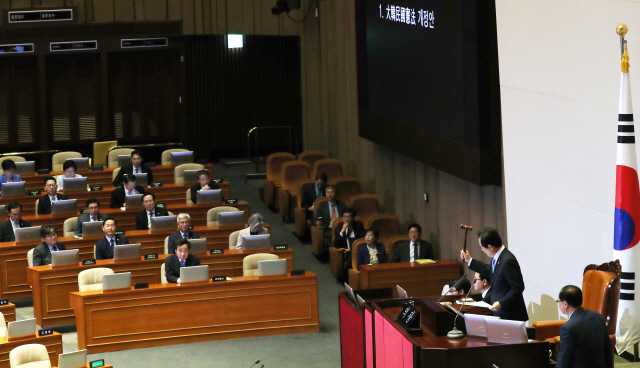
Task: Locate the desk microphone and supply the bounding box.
[248,360,261,368]
[436,274,468,303]
[447,286,472,339]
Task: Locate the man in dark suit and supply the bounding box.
[112,150,153,187]
[136,193,169,230]
[95,218,129,260]
[164,238,201,283]
[314,185,347,249]
[190,169,222,204]
[110,174,145,208]
[37,176,69,215]
[74,198,109,237]
[461,227,528,321]
[32,226,66,266]
[448,276,472,295]
[391,223,434,263]
[473,270,492,304]
[0,202,31,242]
[333,207,366,282]
[167,213,200,254]
[556,285,613,368]
[301,172,327,220]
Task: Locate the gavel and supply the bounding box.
[460,224,472,251]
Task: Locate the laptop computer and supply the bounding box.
[464,313,501,337]
[58,349,88,368]
[103,272,132,291]
[125,194,144,208]
[82,221,104,237]
[113,243,141,262]
[171,151,194,165]
[51,249,80,268]
[218,211,244,226]
[485,318,528,344]
[183,170,200,184]
[396,285,409,298]
[188,238,207,254]
[63,177,88,192]
[150,216,177,231]
[179,265,209,283]
[0,205,4,218]
[14,226,42,243]
[356,294,366,308]
[241,234,270,249]
[197,189,223,203]
[67,157,90,171]
[117,155,131,168]
[257,259,287,276]
[133,172,147,185]
[51,199,77,215]
[14,161,35,174]
[1,181,26,197]
[7,318,36,341]
[344,283,357,303]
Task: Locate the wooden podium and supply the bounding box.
[359,260,461,297]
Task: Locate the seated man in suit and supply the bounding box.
[447,276,472,296]
[314,185,347,250]
[0,202,31,242]
[112,149,153,187]
[74,198,109,237]
[301,172,327,220]
[110,174,145,208]
[556,285,613,368]
[190,169,222,204]
[391,223,434,263]
[236,213,269,249]
[164,238,202,283]
[136,192,169,230]
[473,270,492,304]
[167,213,200,254]
[56,160,82,190]
[334,207,366,282]
[356,228,388,270]
[95,218,129,260]
[37,176,69,215]
[0,159,20,195]
[33,226,66,266]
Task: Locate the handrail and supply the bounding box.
[247,126,299,172]
[0,149,61,157]
[106,142,184,165]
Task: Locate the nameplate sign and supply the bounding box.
[81,209,88,214]
[121,38,168,48]
[0,299,8,306]
[115,230,125,236]
[8,9,73,24]
[28,190,39,196]
[134,283,149,289]
[156,203,166,208]
[90,359,105,368]
[91,166,103,171]
[144,254,158,260]
[274,245,288,250]
[291,269,305,276]
[82,259,96,266]
[150,182,163,187]
[211,178,223,184]
[396,301,422,334]
[38,329,53,336]
[225,199,238,205]
[211,276,227,282]
[210,249,224,255]
[90,186,102,191]
[0,43,34,54]
[50,40,97,52]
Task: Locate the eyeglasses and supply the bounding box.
[473,278,482,282]
[555,299,563,303]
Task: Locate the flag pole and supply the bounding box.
[619,24,628,57]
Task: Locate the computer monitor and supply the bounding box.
[485,318,528,344]
[241,234,270,249]
[464,314,501,337]
[179,265,209,283]
[113,243,141,262]
[196,189,222,204]
[188,238,207,254]
[1,181,26,197]
[103,272,132,291]
[171,151,194,165]
[117,155,131,168]
[183,169,199,184]
[51,199,77,215]
[82,221,104,237]
[7,318,36,341]
[356,294,366,308]
[257,259,287,276]
[0,205,5,218]
[134,172,147,185]
[67,157,90,171]
[344,283,356,303]
[51,249,80,268]
[125,194,144,208]
[14,161,35,174]
[62,177,88,192]
[396,285,409,298]
[150,215,177,231]
[14,226,42,243]
[58,349,88,368]
[217,211,244,226]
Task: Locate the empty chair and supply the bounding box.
[63,217,78,238]
[297,151,326,170]
[366,214,400,246]
[386,235,410,260]
[161,148,189,165]
[313,159,343,181]
[111,167,121,184]
[0,312,6,338]
[0,156,25,175]
[207,206,241,226]
[347,238,367,288]
[93,140,117,167]
[27,248,35,268]
[293,179,317,237]
[51,151,82,171]
[107,148,134,168]
[78,267,114,292]
[348,194,379,226]
[328,218,345,277]
[186,188,192,205]
[243,253,280,276]
[9,344,51,368]
[329,177,362,205]
[263,152,295,208]
[161,263,168,284]
[229,230,241,249]
[174,163,205,185]
[277,161,311,219]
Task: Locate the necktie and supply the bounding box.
[110,238,115,249]
[91,216,96,222]
[127,190,131,196]
[413,242,418,261]
[183,233,188,239]
[148,212,153,228]
[491,258,496,273]
[135,168,139,174]
[51,196,55,202]
[12,222,17,229]
[52,245,58,251]
[180,260,185,267]
[331,203,337,221]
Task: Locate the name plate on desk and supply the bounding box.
[225,199,238,205]
[212,178,223,184]
[50,40,97,52]
[121,38,168,48]
[38,329,53,336]
[91,166,103,171]
[274,245,288,250]
[115,230,125,236]
[150,182,163,187]
[144,254,158,260]
[81,209,88,214]
[0,299,8,306]
[82,259,96,266]
[291,270,305,276]
[211,276,227,282]
[28,190,40,196]
[156,203,166,208]
[90,359,105,368]
[90,186,102,191]
[210,249,224,255]
[134,283,149,289]
[396,301,422,335]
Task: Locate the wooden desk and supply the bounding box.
[28,248,294,327]
[71,273,319,353]
[54,365,113,368]
[0,304,15,323]
[0,332,62,368]
[0,224,245,300]
[359,260,461,297]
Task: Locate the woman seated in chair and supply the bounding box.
[56,160,83,190]
[0,159,20,195]
[356,228,388,270]
[236,213,269,249]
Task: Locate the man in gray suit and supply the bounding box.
[74,198,109,237]
[314,185,346,250]
[33,226,66,266]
